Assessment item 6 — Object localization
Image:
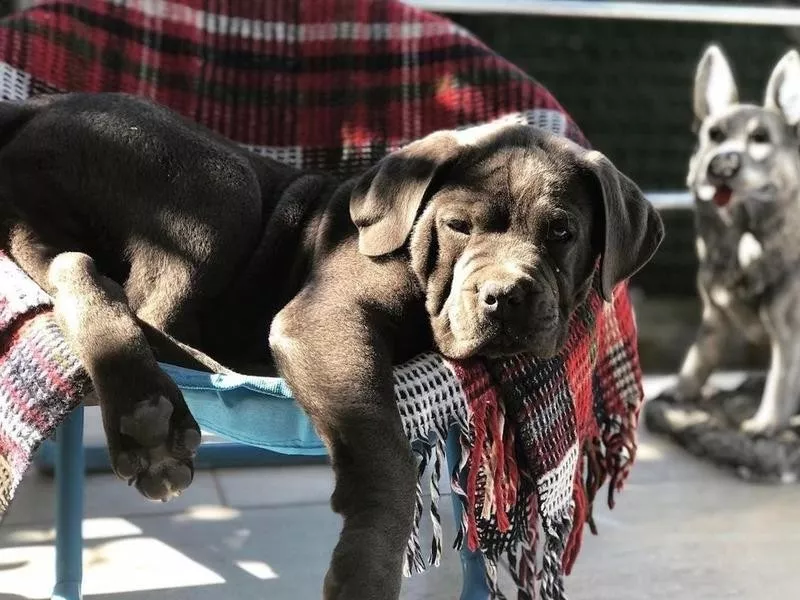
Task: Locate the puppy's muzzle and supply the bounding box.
[477,277,545,327]
[708,150,742,181]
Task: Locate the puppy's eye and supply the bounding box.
[444,218,471,235]
[750,127,770,144]
[708,126,726,143]
[546,218,572,242]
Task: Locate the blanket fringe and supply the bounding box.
[401,392,640,599]
[398,287,643,598]
[428,437,445,567]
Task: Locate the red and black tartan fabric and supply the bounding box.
[0,1,643,598]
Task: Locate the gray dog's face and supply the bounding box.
[689,46,800,211]
[350,124,663,359]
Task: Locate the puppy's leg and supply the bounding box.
[270,297,416,600]
[123,250,203,344]
[742,295,800,434]
[670,299,732,401]
[4,222,208,499]
[138,321,233,374]
[46,252,201,500]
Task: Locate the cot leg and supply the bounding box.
[52,406,84,600]
[446,426,490,600]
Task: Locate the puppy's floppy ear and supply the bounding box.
[584,150,664,301]
[350,132,460,257]
[693,44,738,122]
[764,49,800,126]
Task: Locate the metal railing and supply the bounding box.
[408,0,800,27]
[645,191,693,209]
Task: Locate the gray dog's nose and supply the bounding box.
[479,280,526,319]
[708,151,742,180]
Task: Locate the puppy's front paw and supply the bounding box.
[110,388,201,502]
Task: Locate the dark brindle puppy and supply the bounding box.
[0,95,662,599]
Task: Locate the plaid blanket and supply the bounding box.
[0,1,644,598]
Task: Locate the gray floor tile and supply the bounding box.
[213,464,334,508]
[2,469,222,527]
[3,372,800,598]
[0,500,481,599]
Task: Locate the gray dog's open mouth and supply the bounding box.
[712,185,733,207]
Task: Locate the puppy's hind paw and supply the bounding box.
[112,392,201,502]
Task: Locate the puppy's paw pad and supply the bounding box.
[177,428,202,455]
[122,433,198,501]
[135,458,193,501]
[113,451,146,480]
[114,394,200,501]
[120,396,174,447]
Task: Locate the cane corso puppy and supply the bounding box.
[0,94,662,598]
[671,45,800,435]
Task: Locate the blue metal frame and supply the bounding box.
[50,413,491,600]
[37,439,327,474]
[52,406,84,600]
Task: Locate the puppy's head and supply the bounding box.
[350,124,663,359]
[689,45,800,210]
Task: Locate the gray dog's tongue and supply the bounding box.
[713,186,733,207]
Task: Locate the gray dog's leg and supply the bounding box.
[45,252,201,499]
[672,300,732,401]
[742,296,800,434]
[270,296,417,600]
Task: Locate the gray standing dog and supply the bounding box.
[671,45,800,435]
[0,95,662,599]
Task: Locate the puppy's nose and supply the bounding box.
[479,280,526,319]
[708,151,742,180]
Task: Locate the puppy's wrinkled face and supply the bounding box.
[690,46,800,213]
[409,146,596,359]
[350,124,663,361]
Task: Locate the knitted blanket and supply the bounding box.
[0,1,644,598]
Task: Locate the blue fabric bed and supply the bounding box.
[159,364,326,456]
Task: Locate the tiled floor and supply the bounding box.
[2,375,800,599]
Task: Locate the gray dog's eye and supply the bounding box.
[546,218,572,242]
[444,218,471,235]
[708,125,726,143]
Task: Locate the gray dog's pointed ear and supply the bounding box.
[584,150,664,301]
[350,132,460,257]
[694,44,738,122]
[764,49,800,126]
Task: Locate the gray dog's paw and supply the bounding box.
[113,395,201,502]
[655,382,702,405]
[741,415,780,437]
